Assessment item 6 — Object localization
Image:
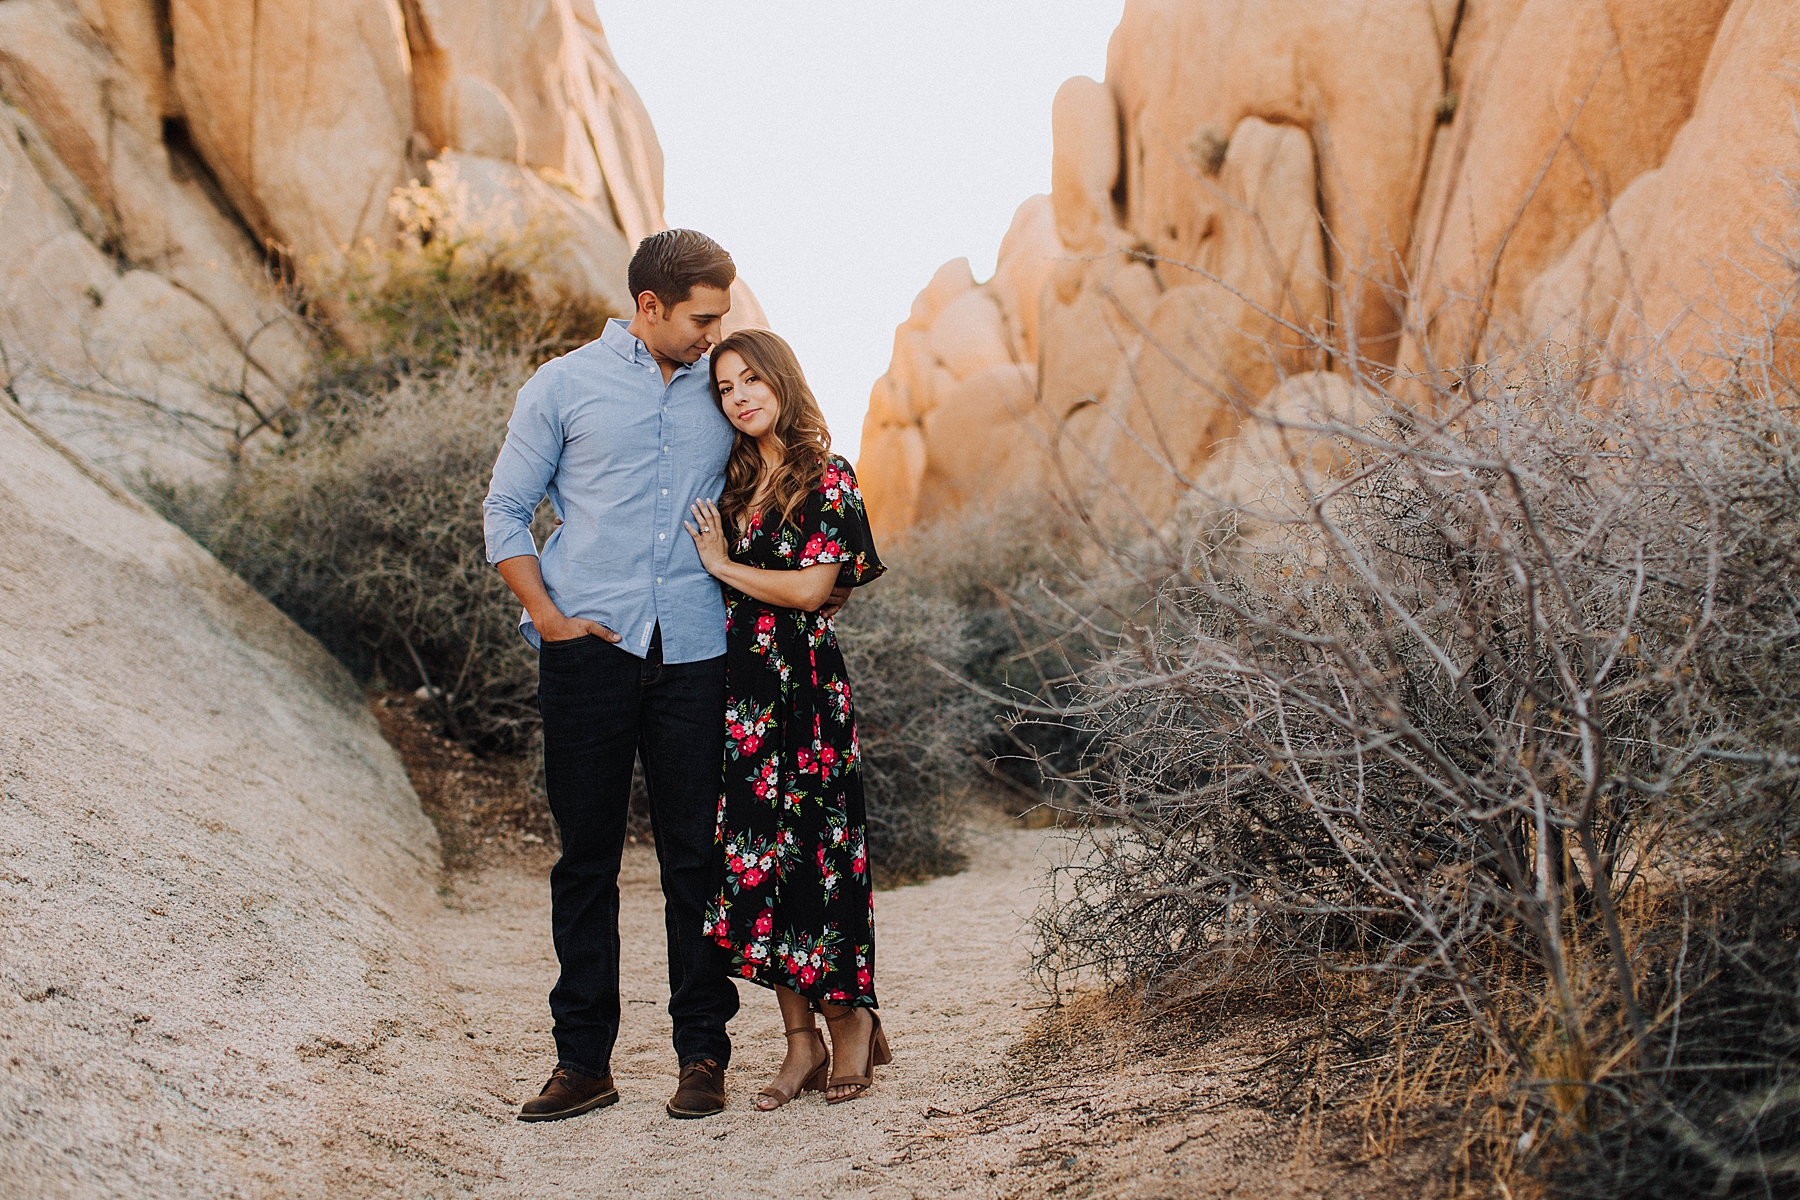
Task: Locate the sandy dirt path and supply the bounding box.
[427,820,1055,1198]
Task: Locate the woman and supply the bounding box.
[684,328,889,1108]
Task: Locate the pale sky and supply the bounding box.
[598,2,1125,463]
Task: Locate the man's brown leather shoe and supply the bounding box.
[518,1066,619,1122]
[666,1058,727,1118]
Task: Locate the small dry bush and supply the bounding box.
[314,179,613,401]
[835,590,979,880]
[878,506,1114,809]
[163,350,555,749]
[154,211,608,751]
[1033,356,1800,1196]
[834,506,1093,877]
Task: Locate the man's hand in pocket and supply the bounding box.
[536,612,620,643]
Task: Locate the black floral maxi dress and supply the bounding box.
[703,455,886,1008]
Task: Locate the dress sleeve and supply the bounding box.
[796,456,887,587]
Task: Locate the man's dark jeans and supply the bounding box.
[537,627,737,1078]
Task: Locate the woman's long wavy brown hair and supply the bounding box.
[710,328,833,536]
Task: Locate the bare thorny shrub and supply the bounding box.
[1030,337,1800,1193]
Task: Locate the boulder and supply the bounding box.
[445,73,527,162]
[419,153,635,318]
[1598,0,1800,374]
[0,404,503,1194]
[0,1,120,218]
[928,290,1016,381]
[169,0,415,266]
[912,257,979,327]
[1052,116,1329,523]
[0,0,708,489]
[725,277,771,334]
[0,102,290,480]
[1403,0,1734,379]
[861,0,1448,525]
[916,363,1040,522]
[1050,76,1121,254]
[855,421,928,540]
[1036,254,1163,425]
[988,195,1062,362]
[0,0,310,395]
[1105,0,1449,360]
[1521,167,1665,364]
[403,0,667,245]
[1191,370,1382,518]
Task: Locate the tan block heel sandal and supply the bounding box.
[756,1026,830,1110]
[823,1009,891,1104]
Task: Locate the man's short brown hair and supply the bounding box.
[628,229,736,311]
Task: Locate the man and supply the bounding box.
[484,230,805,1121]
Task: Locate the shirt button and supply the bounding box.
[662,489,669,496]
[659,533,666,540]
[663,445,670,452]
[656,577,663,584]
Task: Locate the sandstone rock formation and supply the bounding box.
[1402,0,1736,379]
[0,0,744,482]
[860,0,1800,537]
[0,402,508,1193]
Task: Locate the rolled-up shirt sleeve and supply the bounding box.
[483,365,563,565]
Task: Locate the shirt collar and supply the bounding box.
[601,317,650,365]
[600,317,709,378]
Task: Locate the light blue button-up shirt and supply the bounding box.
[483,318,737,661]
